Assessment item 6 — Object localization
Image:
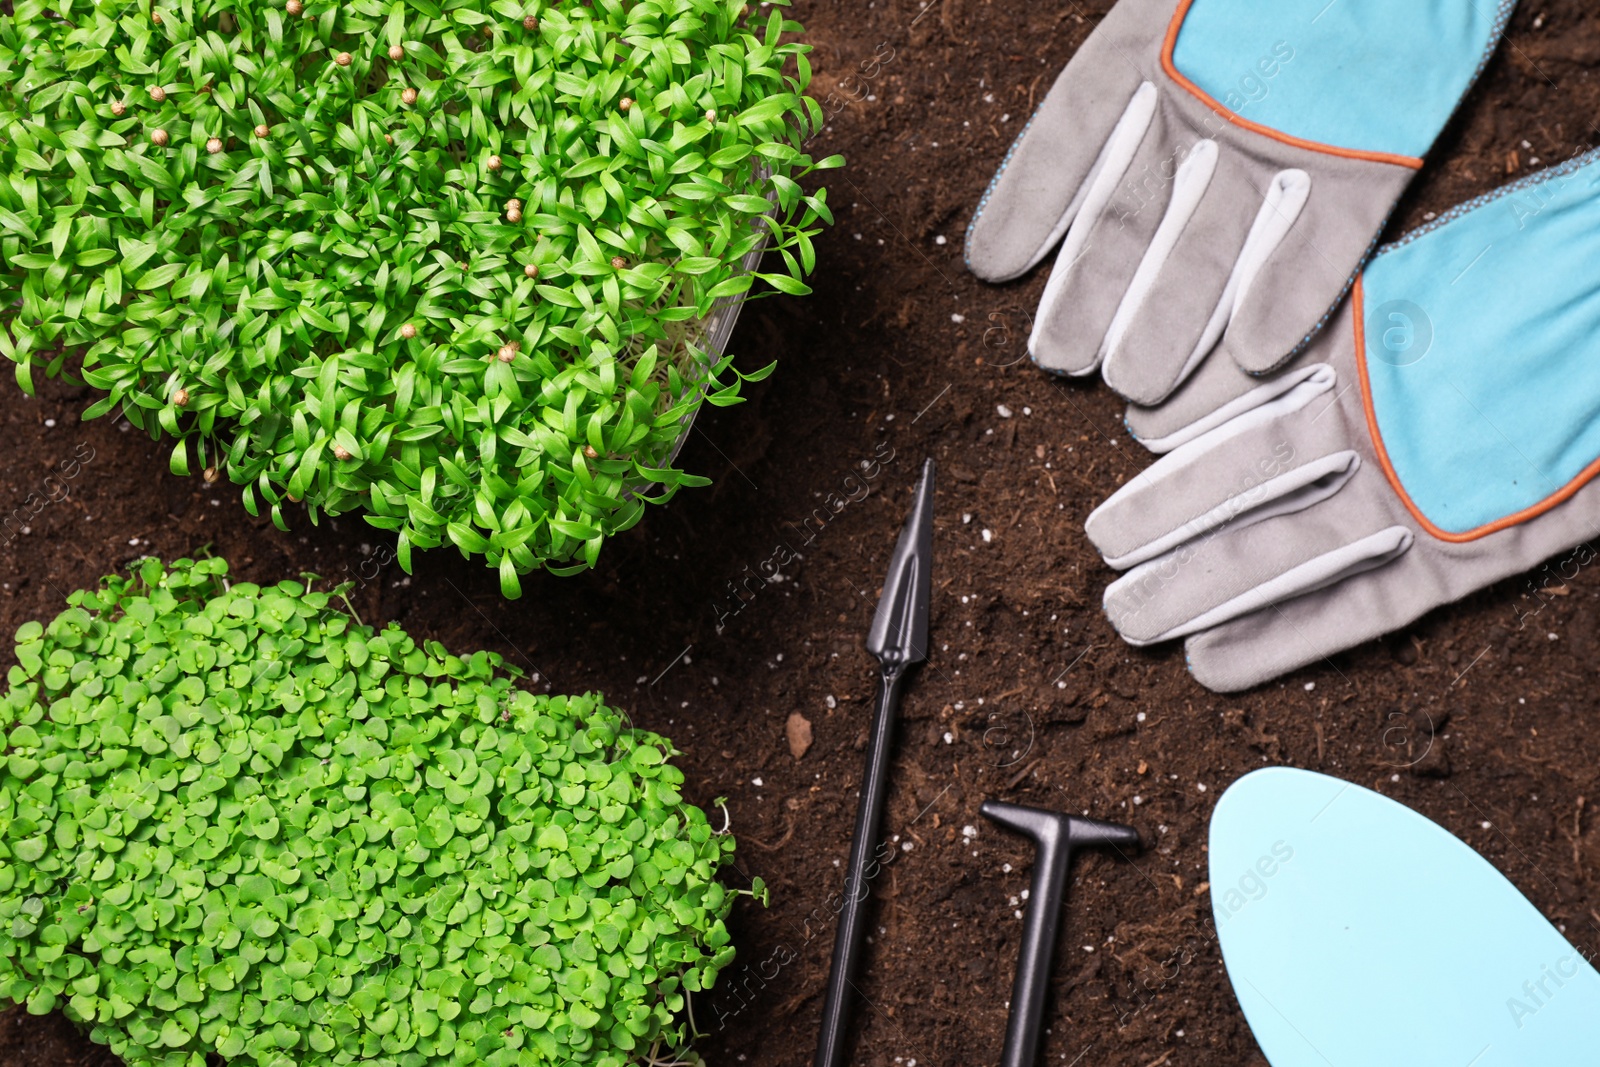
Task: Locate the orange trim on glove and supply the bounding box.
[1353,277,1600,542]
[1161,0,1425,172]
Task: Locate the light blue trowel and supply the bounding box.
[1210,767,1600,1066]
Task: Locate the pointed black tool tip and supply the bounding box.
[899,459,935,545]
[865,459,936,668]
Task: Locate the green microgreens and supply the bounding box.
[0,556,758,1067]
[0,0,841,595]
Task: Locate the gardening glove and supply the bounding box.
[1085,149,1600,692]
[965,0,1515,411]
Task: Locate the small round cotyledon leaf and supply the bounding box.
[0,557,747,1067]
[0,0,842,589]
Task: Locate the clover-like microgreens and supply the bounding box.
[0,0,841,595]
[0,556,756,1067]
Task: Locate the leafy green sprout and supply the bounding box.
[0,556,764,1067]
[0,0,842,596]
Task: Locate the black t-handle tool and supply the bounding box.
[813,459,935,1067]
[982,801,1141,1067]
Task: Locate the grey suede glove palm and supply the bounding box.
[966,0,1514,414]
[1086,152,1600,691]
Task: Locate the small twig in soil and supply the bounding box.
[1005,758,1042,791]
[1026,72,1045,112]
[745,817,796,852]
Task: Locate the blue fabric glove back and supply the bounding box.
[1361,160,1600,536]
[1172,0,1505,160]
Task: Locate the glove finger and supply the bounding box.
[1100,162,1312,406]
[1028,98,1201,377]
[1123,350,1336,454]
[1222,159,1415,376]
[1087,364,1351,570]
[1104,507,1411,649]
[964,0,1175,283]
[1182,550,1432,693]
[960,66,1152,283]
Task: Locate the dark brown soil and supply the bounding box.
[7,2,1600,1065]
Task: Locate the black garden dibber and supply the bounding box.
[813,458,934,1067]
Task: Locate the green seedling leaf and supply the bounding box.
[0,558,749,1067]
[0,0,841,588]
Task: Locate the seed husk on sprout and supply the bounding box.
[384,133,394,144]
[172,387,189,407]
[150,129,169,147]
[202,467,220,484]
[285,0,302,13]
[610,256,627,269]
[255,124,270,138]
[706,108,717,123]
[524,263,539,279]
[149,85,167,103]
[506,207,523,223]
[487,154,503,171]
[399,323,417,340]
[401,87,418,106]
[151,10,161,23]
[523,14,538,30]
[111,100,126,117]
[619,97,633,112]
[583,445,599,459]
[206,137,223,154]
[332,444,353,461]
[388,44,405,60]
[335,52,353,67]
[497,346,517,363]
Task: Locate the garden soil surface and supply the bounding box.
[8,2,1600,1065]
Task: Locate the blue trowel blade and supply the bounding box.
[1210,767,1600,1066]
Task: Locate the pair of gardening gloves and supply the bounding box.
[968,0,1600,691]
